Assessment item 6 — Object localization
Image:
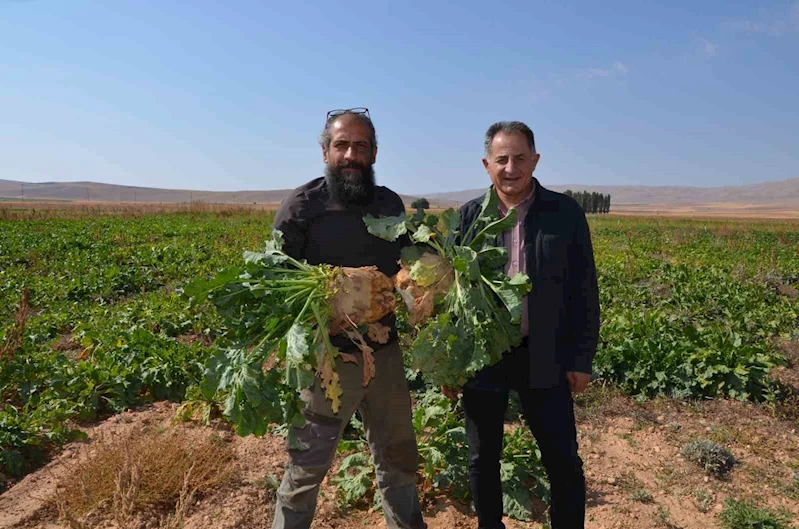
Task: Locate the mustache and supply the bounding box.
[336,161,369,174]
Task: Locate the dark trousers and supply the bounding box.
[462,346,585,529]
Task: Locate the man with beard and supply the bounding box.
[270,108,427,529]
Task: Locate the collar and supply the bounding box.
[498,178,537,215]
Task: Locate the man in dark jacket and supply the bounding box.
[449,121,600,529]
[270,109,426,529]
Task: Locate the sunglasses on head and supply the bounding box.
[325,107,370,122]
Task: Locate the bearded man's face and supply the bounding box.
[322,115,377,206]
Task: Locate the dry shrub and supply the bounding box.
[54,428,236,522]
[778,283,799,300]
[52,333,82,354]
[682,439,737,478]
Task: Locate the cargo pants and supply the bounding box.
[271,340,427,529]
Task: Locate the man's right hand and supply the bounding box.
[442,385,460,401]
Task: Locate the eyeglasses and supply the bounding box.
[326,107,370,122]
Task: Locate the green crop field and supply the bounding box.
[1,209,798,520]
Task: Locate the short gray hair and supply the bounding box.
[484,121,536,156]
[319,112,378,151]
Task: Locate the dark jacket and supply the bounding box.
[459,178,600,389]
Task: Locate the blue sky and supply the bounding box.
[1,0,798,194]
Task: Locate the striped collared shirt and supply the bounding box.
[498,184,535,336]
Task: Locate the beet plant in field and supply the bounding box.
[186,186,531,445]
[183,229,398,446]
[0,212,271,488]
[591,218,799,402]
[364,187,531,388]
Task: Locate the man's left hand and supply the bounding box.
[566,371,591,394]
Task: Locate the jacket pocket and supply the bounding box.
[539,233,569,280]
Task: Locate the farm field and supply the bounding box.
[1,207,798,529]
[3,199,799,219]
[611,203,799,219]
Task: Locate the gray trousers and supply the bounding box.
[271,340,427,529]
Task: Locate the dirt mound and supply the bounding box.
[770,338,799,391]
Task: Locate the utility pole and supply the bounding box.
[134,190,137,203]
[20,183,24,202]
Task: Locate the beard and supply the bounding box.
[325,161,376,206]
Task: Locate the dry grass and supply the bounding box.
[53,428,236,524]
[0,200,280,219]
[111,446,140,529]
[0,288,30,361]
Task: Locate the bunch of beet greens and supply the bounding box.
[364,186,531,388]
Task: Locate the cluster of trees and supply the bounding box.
[411,198,430,210]
[563,190,611,214]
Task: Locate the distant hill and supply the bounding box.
[1,177,798,209]
[0,179,290,204]
[428,178,799,206]
[0,179,457,207]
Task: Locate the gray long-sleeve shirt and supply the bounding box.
[273,177,407,352]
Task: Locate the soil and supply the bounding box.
[2,385,798,529]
